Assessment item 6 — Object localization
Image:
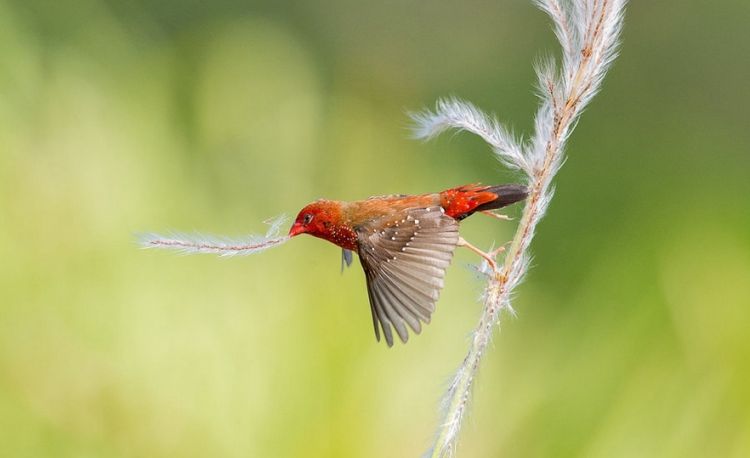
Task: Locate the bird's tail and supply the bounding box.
[442,183,528,220]
[472,184,528,213]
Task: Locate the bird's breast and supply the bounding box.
[316,221,359,251]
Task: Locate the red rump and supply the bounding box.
[439,184,528,220]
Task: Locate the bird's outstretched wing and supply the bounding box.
[356,207,459,346]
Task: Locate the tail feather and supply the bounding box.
[441,183,528,220]
[473,184,528,213]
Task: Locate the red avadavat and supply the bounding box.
[289,184,527,346]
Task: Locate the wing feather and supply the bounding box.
[365,271,393,345]
[380,262,442,298]
[375,263,438,317]
[376,279,422,337]
[356,207,459,346]
[370,277,408,345]
[375,268,428,327]
[364,277,381,342]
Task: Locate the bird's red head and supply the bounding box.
[288,200,357,250]
[289,201,337,236]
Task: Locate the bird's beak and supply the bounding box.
[288,222,305,237]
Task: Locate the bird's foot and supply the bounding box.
[458,237,502,278]
[480,210,513,221]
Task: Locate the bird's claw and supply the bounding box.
[482,258,501,278]
[458,237,503,279]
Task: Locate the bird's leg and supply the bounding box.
[458,237,501,276]
[480,210,513,221]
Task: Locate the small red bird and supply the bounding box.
[289,184,527,346]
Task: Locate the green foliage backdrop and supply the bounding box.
[1,1,748,456]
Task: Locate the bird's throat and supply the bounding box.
[313,223,358,251]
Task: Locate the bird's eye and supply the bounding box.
[302,213,314,225]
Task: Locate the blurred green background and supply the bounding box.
[1,0,748,456]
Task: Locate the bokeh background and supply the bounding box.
[1,1,748,456]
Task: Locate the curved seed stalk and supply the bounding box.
[138,214,289,257]
[412,0,627,455]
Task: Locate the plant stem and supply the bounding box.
[426,0,627,454]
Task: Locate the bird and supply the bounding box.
[288,183,528,347]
